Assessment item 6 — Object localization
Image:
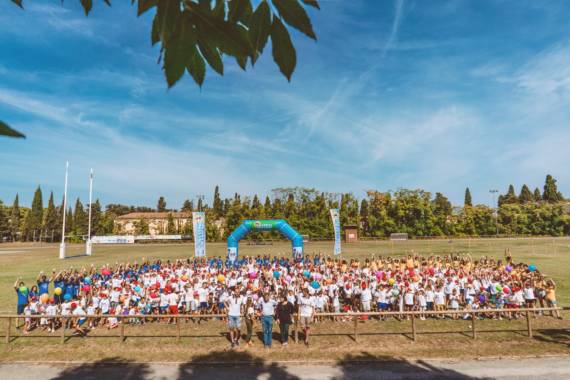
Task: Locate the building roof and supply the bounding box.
[116,212,192,220]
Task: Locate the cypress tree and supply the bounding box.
[43,192,58,242]
[73,198,89,235]
[10,194,20,241]
[157,196,167,212]
[519,185,533,203]
[359,198,369,236]
[166,212,177,234]
[213,186,223,217]
[533,187,542,202]
[543,174,560,203]
[26,186,44,240]
[503,185,518,205]
[464,188,472,207]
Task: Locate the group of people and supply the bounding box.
[14,250,561,348]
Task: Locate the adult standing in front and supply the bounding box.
[298,288,315,346]
[259,293,277,348]
[225,288,244,348]
[276,293,295,346]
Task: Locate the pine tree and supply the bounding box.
[213,186,223,217]
[181,199,193,212]
[9,194,20,242]
[43,192,58,242]
[25,186,44,241]
[66,207,73,234]
[263,196,272,218]
[0,200,8,242]
[196,197,203,212]
[519,185,533,203]
[533,187,542,202]
[157,196,167,212]
[464,188,472,207]
[90,199,102,236]
[543,174,560,203]
[73,199,87,236]
[500,185,518,206]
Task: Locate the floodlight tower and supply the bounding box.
[59,161,69,260]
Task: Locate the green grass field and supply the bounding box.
[0,238,569,362]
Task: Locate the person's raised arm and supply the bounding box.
[14,277,21,290]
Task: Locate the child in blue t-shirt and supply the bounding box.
[36,271,52,295]
[14,278,29,329]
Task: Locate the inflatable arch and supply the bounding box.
[227,219,304,262]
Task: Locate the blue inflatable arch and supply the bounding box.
[227,219,304,262]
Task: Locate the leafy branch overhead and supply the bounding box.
[2,0,318,138]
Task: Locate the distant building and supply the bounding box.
[114,212,191,235]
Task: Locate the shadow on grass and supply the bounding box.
[533,328,570,347]
[333,352,489,380]
[50,357,152,380]
[177,350,300,380]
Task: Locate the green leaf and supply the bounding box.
[187,46,206,86]
[301,0,320,10]
[0,121,25,138]
[228,0,252,24]
[11,0,23,9]
[151,12,161,45]
[156,0,181,44]
[271,17,296,81]
[212,0,225,20]
[138,0,157,16]
[163,12,197,88]
[249,0,271,64]
[272,0,316,40]
[190,4,253,59]
[198,38,224,75]
[80,0,93,16]
[235,55,247,71]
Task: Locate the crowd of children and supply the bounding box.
[13,250,561,342]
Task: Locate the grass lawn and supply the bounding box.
[0,238,569,362]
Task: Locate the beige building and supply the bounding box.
[114,212,191,235]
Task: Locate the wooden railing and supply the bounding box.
[1,307,564,345]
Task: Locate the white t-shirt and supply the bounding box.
[259,298,277,316]
[298,295,315,317]
[227,296,244,317]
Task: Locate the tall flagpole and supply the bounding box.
[86,168,94,256]
[59,161,69,260]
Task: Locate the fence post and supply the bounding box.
[353,316,358,342]
[5,317,11,345]
[294,317,299,343]
[411,313,417,342]
[176,317,181,342]
[60,318,65,344]
[471,312,477,339]
[120,317,125,343]
[526,310,533,338]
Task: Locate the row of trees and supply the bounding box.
[1,175,569,242]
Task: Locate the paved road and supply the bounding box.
[1,357,569,379]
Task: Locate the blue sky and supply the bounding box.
[1,0,570,208]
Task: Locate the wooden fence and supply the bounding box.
[1,307,564,346]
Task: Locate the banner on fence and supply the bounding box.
[91,235,135,244]
[192,212,206,257]
[330,208,342,255]
[135,235,182,241]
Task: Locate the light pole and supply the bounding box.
[86,169,94,256]
[489,189,499,236]
[59,161,69,260]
